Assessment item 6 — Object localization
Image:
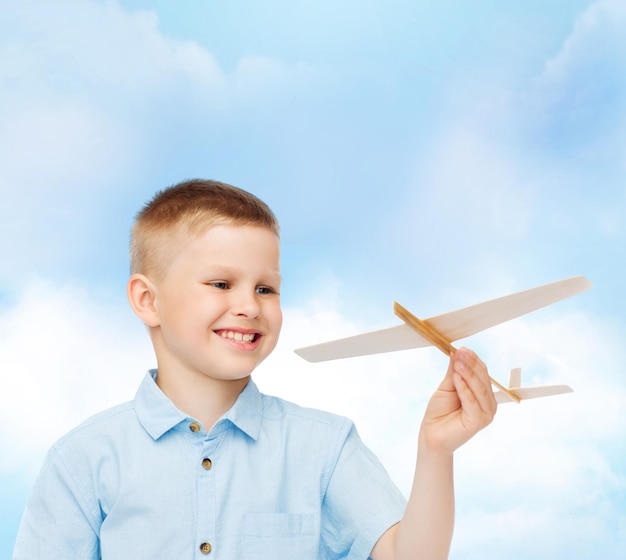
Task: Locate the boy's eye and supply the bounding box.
[208,281,229,290]
[256,286,276,295]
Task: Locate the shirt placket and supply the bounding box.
[189,420,223,559]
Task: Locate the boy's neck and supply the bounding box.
[155,369,250,432]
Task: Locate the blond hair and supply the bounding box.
[130,179,279,278]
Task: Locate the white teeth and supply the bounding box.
[220,330,255,342]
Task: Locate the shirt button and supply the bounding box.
[199,542,212,554]
[189,422,201,433]
[202,458,213,470]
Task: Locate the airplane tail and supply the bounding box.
[494,368,573,404]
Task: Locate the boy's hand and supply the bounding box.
[419,347,497,455]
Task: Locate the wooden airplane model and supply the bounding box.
[295,276,592,404]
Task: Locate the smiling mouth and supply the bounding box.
[216,330,260,343]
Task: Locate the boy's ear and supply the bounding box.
[127,274,161,327]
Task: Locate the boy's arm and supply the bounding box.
[371,348,497,560]
[13,447,100,560]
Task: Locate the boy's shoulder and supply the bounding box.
[257,388,353,431]
[51,400,137,451]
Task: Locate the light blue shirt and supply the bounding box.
[13,371,406,560]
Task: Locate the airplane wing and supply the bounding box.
[294,275,591,363]
[494,384,574,404]
[294,323,431,362]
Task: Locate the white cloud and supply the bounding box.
[454,504,625,559]
[526,0,626,169]
[0,280,154,474]
[539,0,626,87]
[0,0,320,155]
[0,0,226,94]
[450,308,626,556]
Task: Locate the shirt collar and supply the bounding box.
[221,378,262,441]
[134,370,263,441]
[134,370,187,440]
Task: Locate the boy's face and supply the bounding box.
[149,224,282,385]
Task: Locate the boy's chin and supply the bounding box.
[208,370,254,383]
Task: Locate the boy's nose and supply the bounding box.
[231,291,261,319]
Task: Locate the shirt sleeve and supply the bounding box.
[13,445,101,560]
[320,421,407,560]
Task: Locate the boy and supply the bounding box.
[13,179,497,559]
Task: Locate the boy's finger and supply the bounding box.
[438,353,458,392]
[453,348,497,416]
[453,372,495,432]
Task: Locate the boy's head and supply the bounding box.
[130,179,280,280]
[128,179,283,387]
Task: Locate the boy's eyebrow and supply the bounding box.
[200,265,282,282]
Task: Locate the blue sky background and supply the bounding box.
[1,0,625,558]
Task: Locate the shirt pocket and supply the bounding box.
[241,512,319,559]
